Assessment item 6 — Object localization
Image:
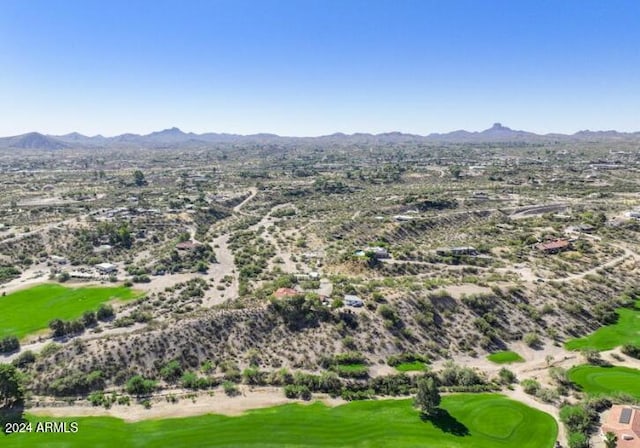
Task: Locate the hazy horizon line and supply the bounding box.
[3,123,639,139]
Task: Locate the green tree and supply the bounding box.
[414,376,440,416]
[568,431,589,448]
[242,367,263,385]
[133,170,146,186]
[49,318,66,337]
[0,363,23,407]
[117,224,132,249]
[560,404,591,433]
[196,261,208,274]
[498,367,516,385]
[180,371,199,389]
[0,336,19,354]
[449,165,462,178]
[521,378,541,395]
[96,304,114,321]
[604,431,618,448]
[363,250,379,268]
[160,360,183,383]
[125,375,156,396]
[82,311,97,327]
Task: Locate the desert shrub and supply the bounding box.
[622,344,640,359]
[549,367,570,385]
[370,373,415,396]
[438,361,485,387]
[222,380,239,396]
[386,353,429,367]
[242,367,267,385]
[269,295,332,330]
[283,384,312,400]
[523,332,541,348]
[12,350,36,368]
[0,335,19,354]
[460,293,495,314]
[220,361,242,382]
[180,371,211,390]
[48,370,105,396]
[521,379,541,395]
[581,348,604,365]
[497,367,517,385]
[88,391,107,407]
[125,375,156,396]
[39,343,61,357]
[160,360,183,383]
[536,387,559,403]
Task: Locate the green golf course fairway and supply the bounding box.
[394,361,427,372]
[2,394,557,447]
[0,284,140,338]
[564,300,640,351]
[487,351,525,364]
[568,365,640,399]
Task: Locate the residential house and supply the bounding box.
[365,246,390,259]
[95,262,117,274]
[600,405,640,448]
[355,246,391,260]
[69,271,93,279]
[536,239,571,254]
[273,288,299,298]
[344,295,364,307]
[176,241,198,251]
[576,223,595,233]
[50,255,67,265]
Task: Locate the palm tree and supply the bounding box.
[604,431,618,448]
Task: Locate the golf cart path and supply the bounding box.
[29,386,345,422]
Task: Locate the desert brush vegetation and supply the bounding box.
[3,134,640,448]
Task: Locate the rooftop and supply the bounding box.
[602,405,640,448]
[176,241,198,250]
[537,239,570,251]
[273,287,299,298]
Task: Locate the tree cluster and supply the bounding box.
[48,305,114,338]
[0,336,19,354]
[0,364,23,408]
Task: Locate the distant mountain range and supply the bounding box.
[2,123,639,149]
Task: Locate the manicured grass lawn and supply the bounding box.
[394,361,427,372]
[2,394,557,447]
[565,301,640,351]
[487,351,525,364]
[0,284,140,338]
[568,365,640,399]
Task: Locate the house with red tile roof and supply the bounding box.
[601,405,640,448]
[273,287,300,298]
[176,241,199,250]
[536,239,571,254]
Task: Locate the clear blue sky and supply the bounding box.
[1,0,639,136]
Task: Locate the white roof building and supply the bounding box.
[50,255,68,264]
[344,295,364,307]
[95,262,117,274]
